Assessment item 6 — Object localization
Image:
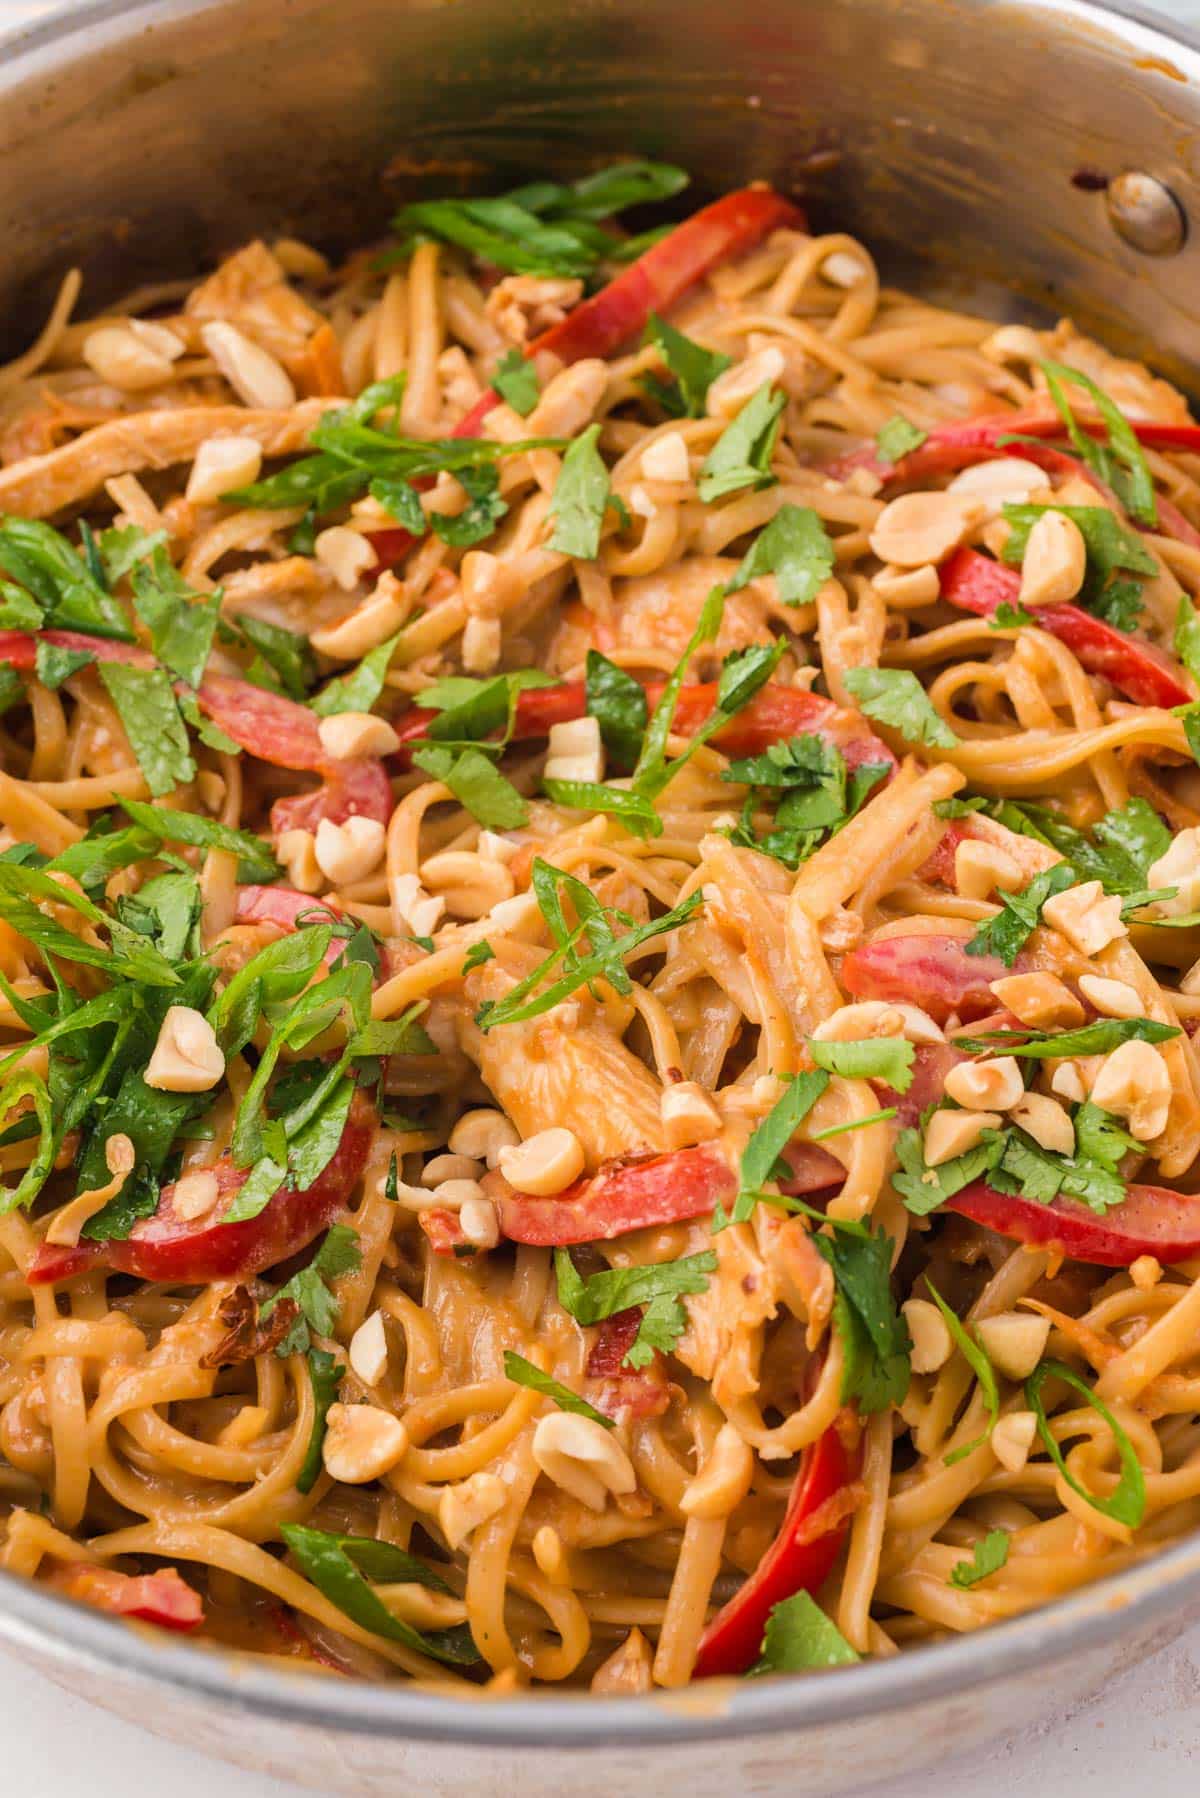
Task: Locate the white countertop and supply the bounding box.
[3,0,1200,1791]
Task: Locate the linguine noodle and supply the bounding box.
[0,165,1200,1692]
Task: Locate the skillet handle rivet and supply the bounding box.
[1106,171,1187,256]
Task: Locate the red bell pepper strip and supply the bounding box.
[839,933,1013,1024]
[947,1178,1200,1268]
[367,186,805,572]
[874,1040,970,1129]
[584,1307,672,1421]
[939,547,1192,709]
[692,1422,858,1678]
[44,1563,204,1632]
[0,630,393,829]
[497,1143,735,1246]
[395,679,897,776]
[28,1089,376,1286]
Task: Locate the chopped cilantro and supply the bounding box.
[750,1591,859,1675]
[965,863,1075,966]
[843,666,957,750]
[547,424,610,561]
[875,416,928,465]
[640,313,731,419]
[502,1350,614,1427]
[698,383,785,503]
[726,504,835,607]
[949,1529,1009,1589]
[491,348,540,416]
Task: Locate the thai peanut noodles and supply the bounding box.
[1,163,1200,1690]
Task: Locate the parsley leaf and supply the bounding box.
[502,1350,614,1426]
[949,1529,1009,1589]
[311,630,403,717]
[808,1036,915,1092]
[129,548,221,688]
[1025,1358,1146,1526]
[585,649,648,770]
[750,1591,859,1675]
[640,313,731,418]
[726,504,835,608]
[698,384,785,503]
[411,743,529,829]
[491,348,539,416]
[965,862,1075,966]
[843,666,957,750]
[262,1223,363,1356]
[98,664,195,797]
[548,425,610,561]
[875,416,928,465]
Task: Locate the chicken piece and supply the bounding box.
[549,556,775,674]
[0,400,337,518]
[221,556,350,636]
[674,1219,780,1409]
[485,275,584,346]
[1045,320,1192,426]
[186,242,327,372]
[460,964,665,1167]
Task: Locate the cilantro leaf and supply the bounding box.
[230,613,316,701]
[726,504,835,607]
[491,348,539,417]
[843,666,956,749]
[98,664,195,797]
[875,416,928,465]
[992,601,1036,630]
[548,424,610,561]
[279,1523,478,1664]
[965,862,1075,966]
[1176,594,1200,686]
[750,1591,859,1676]
[542,777,662,838]
[818,1218,911,1413]
[585,649,647,770]
[640,313,731,418]
[893,1124,1002,1216]
[955,1017,1178,1058]
[296,1347,345,1493]
[429,465,507,549]
[553,1247,716,1368]
[698,384,785,503]
[0,517,133,640]
[262,1223,363,1356]
[118,796,280,885]
[949,1528,1009,1589]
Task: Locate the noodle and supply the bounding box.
[0,164,1199,1693]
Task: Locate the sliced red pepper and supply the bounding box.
[44,1562,204,1632]
[29,1089,375,1285]
[584,1307,671,1421]
[234,884,345,930]
[268,757,393,833]
[939,546,1192,709]
[497,1143,735,1246]
[367,186,804,572]
[395,679,897,776]
[947,1178,1200,1267]
[692,1422,857,1678]
[839,932,1012,1024]
[0,627,153,673]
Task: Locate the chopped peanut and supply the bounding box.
[314,815,386,885]
[449,1108,520,1167]
[322,1403,407,1483]
[954,839,1023,901]
[438,1471,507,1548]
[992,1410,1038,1473]
[200,320,296,408]
[990,972,1085,1029]
[1077,974,1143,1019]
[947,457,1048,517]
[872,563,940,605]
[1018,509,1086,606]
[310,577,408,659]
[186,435,263,504]
[1041,880,1127,956]
[974,1312,1051,1380]
[945,1056,1024,1112]
[812,999,944,1045]
[1090,1039,1171,1141]
[173,1170,221,1221]
[315,525,376,592]
[348,1311,390,1387]
[868,491,986,568]
[641,430,691,484]
[924,1108,1003,1166]
[660,1081,723,1149]
[1009,1091,1074,1156]
[531,1412,637,1512]
[545,715,604,785]
[498,1127,585,1196]
[276,828,323,894]
[1147,827,1200,918]
[902,1298,953,1373]
[317,711,401,760]
[144,1006,225,1094]
[591,1628,654,1696]
[707,348,785,421]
